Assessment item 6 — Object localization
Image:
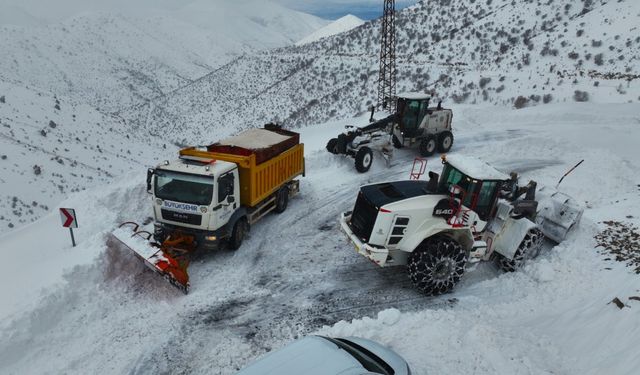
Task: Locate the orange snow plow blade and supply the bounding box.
[111,222,195,294]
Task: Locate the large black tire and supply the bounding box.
[392,134,403,149]
[354,147,373,173]
[228,219,247,250]
[407,236,468,295]
[274,186,289,214]
[419,135,437,157]
[437,131,454,153]
[326,138,338,154]
[496,228,544,272]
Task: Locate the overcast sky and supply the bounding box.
[273,0,419,20]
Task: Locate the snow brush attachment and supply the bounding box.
[535,187,584,243]
[111,222,194,294]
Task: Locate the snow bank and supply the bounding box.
[0,173,149,321]
[320,227,640,374]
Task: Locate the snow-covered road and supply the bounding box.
[1,103,639,374]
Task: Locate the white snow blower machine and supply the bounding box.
[111,125,305,293]
[340,155,584,295]
[326,93,454,172]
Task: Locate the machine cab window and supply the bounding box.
[397,97,429,138]
[218,172,235,203]
[438,163,502,221]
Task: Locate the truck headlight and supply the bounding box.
[200,206,208,213]
[205,235,217,241]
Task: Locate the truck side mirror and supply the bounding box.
[146,168,155,194]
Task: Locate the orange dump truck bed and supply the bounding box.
[180,126,304,207]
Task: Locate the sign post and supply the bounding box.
[59,208,78,247]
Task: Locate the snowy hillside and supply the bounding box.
[0,80,169,233]
[125,0,640,141]
[296,14,365,46]
[0,0,327,112]
[1,103,639,374]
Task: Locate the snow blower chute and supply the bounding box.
[111,222,195,293]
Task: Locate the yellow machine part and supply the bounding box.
[180,144,304,207]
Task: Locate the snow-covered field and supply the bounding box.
[1,103,638,374]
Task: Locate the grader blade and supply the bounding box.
[535,186,584,243]
[111,222,192,294]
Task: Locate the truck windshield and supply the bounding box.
[154,170,214,206]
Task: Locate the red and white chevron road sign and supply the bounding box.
[59,208,78,228]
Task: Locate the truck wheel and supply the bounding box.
[437,131,454,153]
[326,138,338,154]
[354,147,373,173]
[496,228,544,272]
[419,136,437,157]
[274,187,289,213]
[408,236,468,295]
[392,135,403,149]
[229,219,247,250]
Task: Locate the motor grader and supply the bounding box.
[326,93,454,172]
[340,155,583,295]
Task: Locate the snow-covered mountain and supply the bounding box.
[124,0,640,144]
[0,0,327,112]
[296,14,364,46]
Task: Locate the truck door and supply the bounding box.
[215,170,237,227]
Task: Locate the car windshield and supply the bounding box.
[154,170,214,206]
[321,336,394,375]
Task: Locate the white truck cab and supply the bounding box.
[148,158,242,249]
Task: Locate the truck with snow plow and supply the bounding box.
[340,155,583,295]
[112,124,305,293]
